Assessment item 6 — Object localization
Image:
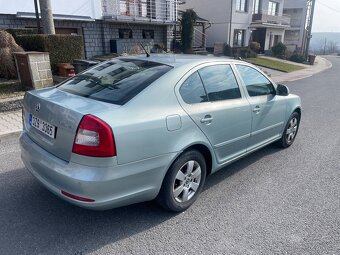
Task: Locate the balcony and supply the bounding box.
[102,0,178,24]
[251,13,291,28]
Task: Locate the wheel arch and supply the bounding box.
[294,107,302,119]
[182,144,213,176]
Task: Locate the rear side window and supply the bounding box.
[236,65,275,97]
[58,59,172,105]
[180,72,208,104]
[198,65,241,101]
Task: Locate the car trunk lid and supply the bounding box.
[23,87,119,162]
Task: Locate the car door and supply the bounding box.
[177,64,252,164]
[235,64,286,151]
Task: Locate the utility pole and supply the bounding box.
[304,0,316,59]
[34,0,41,34]
[39,0,55,34]
[228,0,233,46]
[323,37,327,55]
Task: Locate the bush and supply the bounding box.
[0,30,24,79]
[16,34,84,73]
[232,47,257,59]
[249,42,261,52]
[223,44,232,56]
[289,54,305,63]
[271,42,287,58]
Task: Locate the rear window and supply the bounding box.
[58,59,173,105]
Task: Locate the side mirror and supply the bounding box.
[277,84,290,96]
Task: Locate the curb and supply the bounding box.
[0,130,21,143]
[272,57,333,83]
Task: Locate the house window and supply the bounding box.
[236,0,248,12]
[233,29,245,47]
[119,29,133,39]
[143,29,154,39]
[252,0,261,14]
[268,1,279,16]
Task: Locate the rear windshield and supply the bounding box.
[58,59,173,105]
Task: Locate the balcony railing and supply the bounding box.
[252,13,291,26]
[102,0,178,23]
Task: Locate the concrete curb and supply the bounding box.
[272,56,333,83]
[0,130,21,143]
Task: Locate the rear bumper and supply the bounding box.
[20,132,176,210]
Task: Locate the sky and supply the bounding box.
[313,0,340,32]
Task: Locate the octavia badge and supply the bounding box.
[35,103,41,112]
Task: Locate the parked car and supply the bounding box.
[20,55,301,212]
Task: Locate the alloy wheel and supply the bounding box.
[286,117,298,144]
[173,160,202,203]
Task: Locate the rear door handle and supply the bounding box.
[200,115,213,125]
[253,106,261,114]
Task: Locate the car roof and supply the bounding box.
[118,54,247,68]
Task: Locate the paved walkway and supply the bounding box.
[0,110,22,139]
[0,56,333,140]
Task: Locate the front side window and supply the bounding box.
[58,59,172,105]
[236,65,275,97]
[268,1,278,16]
[179,72,208,104]
[236,0,248,12]
[198,65,241,101]
[233,29,245,47]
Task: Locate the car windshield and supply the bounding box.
[58,59,173,105]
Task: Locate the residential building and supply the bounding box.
[0,0,178,58]
[181,0,290,52]
[283,0,308,53]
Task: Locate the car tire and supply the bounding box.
[276,112,300,148]
[157,150,207,212]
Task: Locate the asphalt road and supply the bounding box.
[0,56,339,255]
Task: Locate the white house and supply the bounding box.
[181,0,290,52]
[283,0,308,53]
[0,0,178,58]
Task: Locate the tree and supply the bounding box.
[181,9,197,53]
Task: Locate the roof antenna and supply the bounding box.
[140,43,150,58]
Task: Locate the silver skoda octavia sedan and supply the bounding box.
[20,55,301,212]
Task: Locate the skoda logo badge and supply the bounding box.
[35,103,41,112]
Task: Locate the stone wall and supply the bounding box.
[0,14,172,59]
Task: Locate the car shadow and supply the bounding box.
[0,144,282,254]
[204,144,282,190]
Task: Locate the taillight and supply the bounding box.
[72,115,116,157]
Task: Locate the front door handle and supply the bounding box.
[200,115,213,125]
[253,106,261,114]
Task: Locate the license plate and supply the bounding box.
[29,114,56,139]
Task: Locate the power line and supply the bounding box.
[318,2,340,14]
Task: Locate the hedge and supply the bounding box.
[223,44,257,58]
[6,28,38,41]
[15,34,84,73]
[289,54,305,63]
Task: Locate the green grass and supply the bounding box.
[246,57,306,73]
[0,80,27,99]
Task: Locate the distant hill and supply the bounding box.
[310,32,340,53]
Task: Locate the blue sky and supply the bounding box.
[313,0,340,32]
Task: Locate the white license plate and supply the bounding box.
[29,114,56,139]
